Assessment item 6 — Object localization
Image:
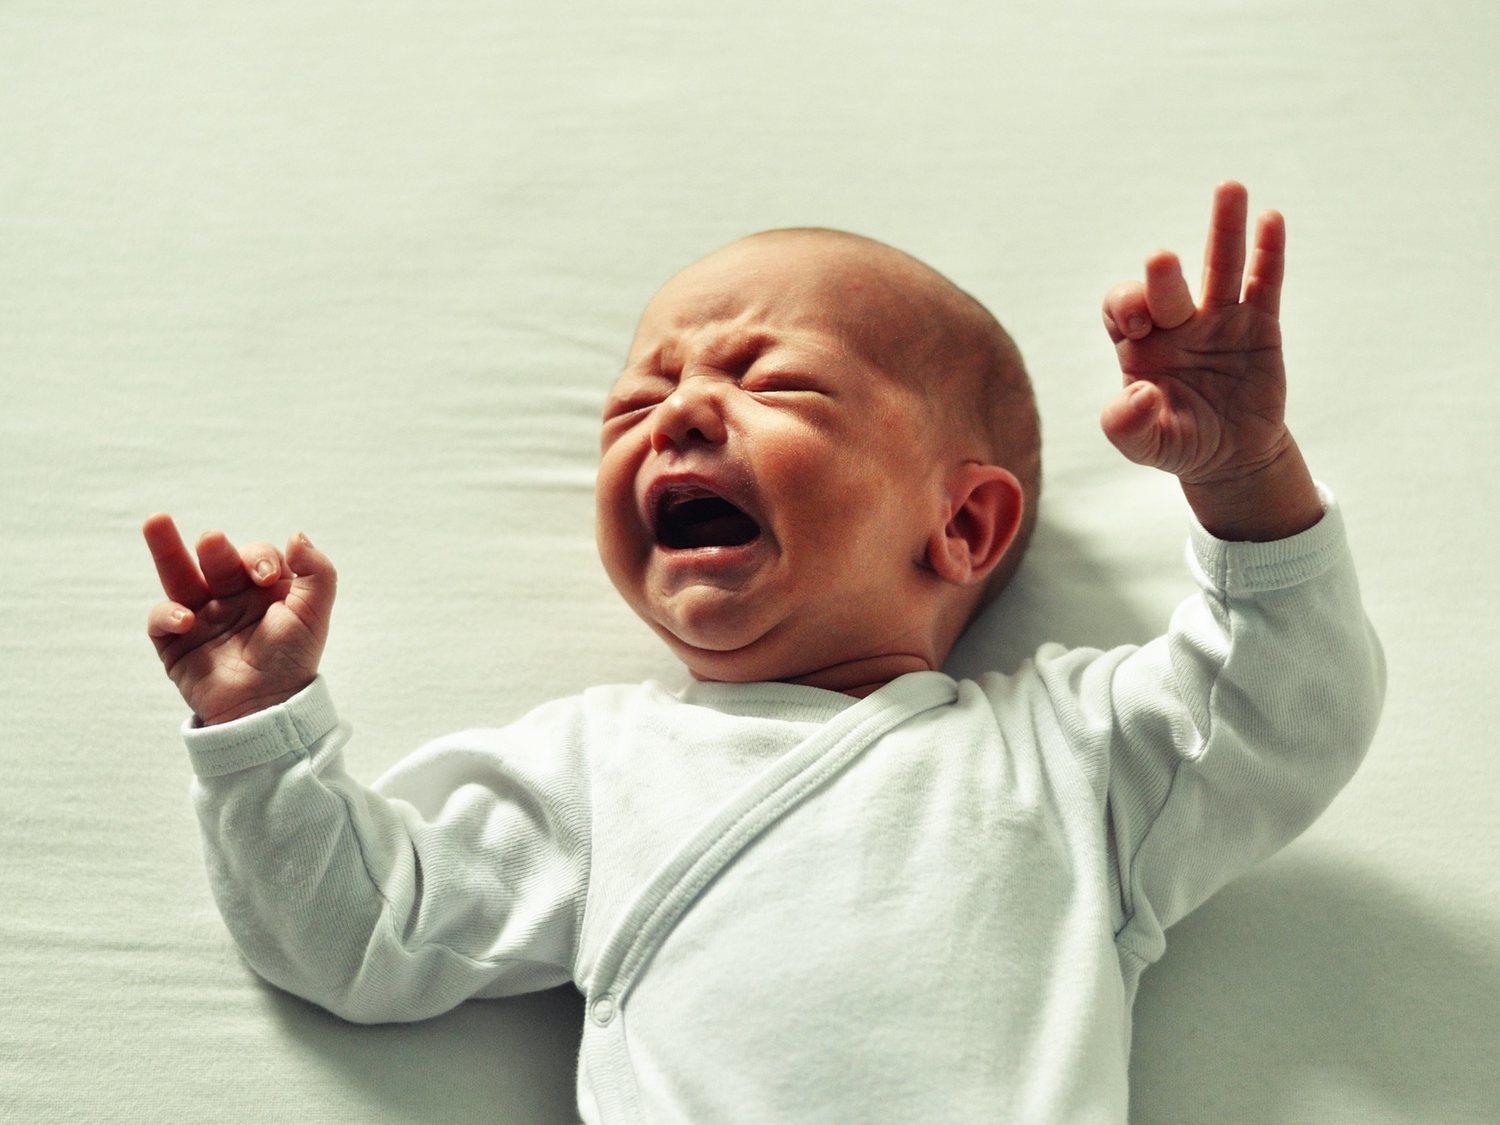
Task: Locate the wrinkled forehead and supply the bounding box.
[629,234,924,371]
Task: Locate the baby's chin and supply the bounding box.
[655,619,781,681]
[648,608,808,685]
[658,616,891,691]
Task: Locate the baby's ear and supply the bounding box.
[926,463,1024,587]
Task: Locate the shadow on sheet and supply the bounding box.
[269,984,585,1122]
[1131,850,1500,1123]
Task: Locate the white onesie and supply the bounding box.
[183,490,1384,1123]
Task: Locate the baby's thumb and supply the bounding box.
[1100,381,1163,468]
[285,531,338,623]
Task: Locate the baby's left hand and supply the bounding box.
[1100,181,1293,489]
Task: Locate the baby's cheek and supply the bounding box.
[595,445,638,514]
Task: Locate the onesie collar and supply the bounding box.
[674,669,956,724]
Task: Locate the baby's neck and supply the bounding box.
[784,653,938,698]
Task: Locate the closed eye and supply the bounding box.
[604,397,657,420]
[602,386,669,423]
[742,372,824,395]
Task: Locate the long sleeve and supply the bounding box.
[185,678,592,1024]
[1035,487,1385,972]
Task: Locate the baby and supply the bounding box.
[144,183,1384,1122]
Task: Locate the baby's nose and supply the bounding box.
[649,380,729,453]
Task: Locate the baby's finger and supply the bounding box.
[143,513,211,609]
[1143,251,1196,330]
[1200,181,1249,308]
[146,600,195,644]
[285,532,338,625]
[1099,381,1164,468]
[1243,208,1286,318]
[1101,281,1153,343]
[240,541,288,587]
[196,530,252,599]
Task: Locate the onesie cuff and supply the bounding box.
[182,676,340,779]
[1187,482,1348,597]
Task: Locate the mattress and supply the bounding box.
[3,2,1497,1121]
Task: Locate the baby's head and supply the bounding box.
[597,228,1040,695]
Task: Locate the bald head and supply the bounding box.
[734,228,1041,600]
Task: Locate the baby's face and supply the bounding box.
[597,234,963,690]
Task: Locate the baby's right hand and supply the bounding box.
[143,514,337,726]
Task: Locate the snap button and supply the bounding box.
[590,994,617,1026]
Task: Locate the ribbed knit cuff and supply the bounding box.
[1187,482,1347,597]
[182,676,339,779]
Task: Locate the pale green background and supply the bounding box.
[3,2,1497,1121]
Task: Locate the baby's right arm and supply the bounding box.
[143,514,336,725]
[145,513,588,1021]
[184,682,590,1022]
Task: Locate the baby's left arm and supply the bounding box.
[1100,182,1323,542]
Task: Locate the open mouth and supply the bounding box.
[653,485,762,550]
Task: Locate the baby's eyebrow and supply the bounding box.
[644,326,783,373]
[702,329,779,367]
[618,340,663,374]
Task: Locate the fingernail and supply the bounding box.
[171,609,188,625]
[1127,315,1148,335]
[254,559,276,581]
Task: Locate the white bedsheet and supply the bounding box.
[4,2,1497,1121]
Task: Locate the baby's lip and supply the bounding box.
[642,469,764,550]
